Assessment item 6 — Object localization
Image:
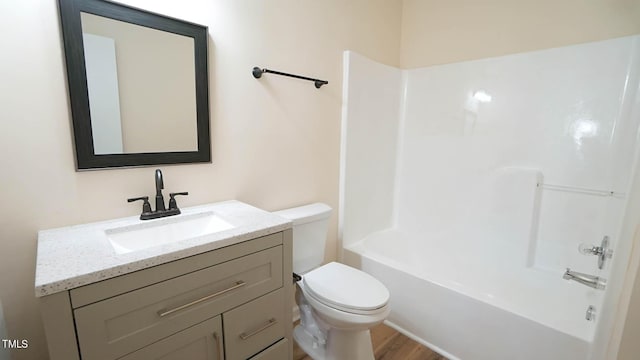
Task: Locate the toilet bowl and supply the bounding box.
[274,204,390,360]
[295,262,390,360]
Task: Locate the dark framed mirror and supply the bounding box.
[58,0,210,170]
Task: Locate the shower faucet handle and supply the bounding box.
[578,236,613,269]
[578,244,601,256]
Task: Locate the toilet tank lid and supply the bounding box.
[273,203,332,226]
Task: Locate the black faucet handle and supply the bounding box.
[168,192,189,210]
[127,196,152,214]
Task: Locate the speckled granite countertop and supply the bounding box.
[35,200,291,297]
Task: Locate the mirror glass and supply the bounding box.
[81,13,198,154]
[58,0,210,169]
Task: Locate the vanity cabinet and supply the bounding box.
[39,230,293,360]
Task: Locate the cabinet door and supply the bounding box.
[249,339,289,360]
[119,316,223,360]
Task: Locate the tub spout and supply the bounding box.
[563,268,606,290]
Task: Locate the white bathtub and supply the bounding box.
[340,37,640,360]
[343,229,593,360]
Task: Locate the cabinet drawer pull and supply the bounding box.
[239,318,278,340]
[158,281,246,317]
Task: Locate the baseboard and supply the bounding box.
[383,319,460,360]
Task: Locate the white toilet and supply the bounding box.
[274,203,390,360]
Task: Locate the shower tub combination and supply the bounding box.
[340,36,640,360]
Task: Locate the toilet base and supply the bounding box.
[294,325,326,359]
[294,324,375,360]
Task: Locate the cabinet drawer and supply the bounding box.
[119,316,223,360]
[75,246,282,360]
[249,338,289,360]
[224,288,286,360]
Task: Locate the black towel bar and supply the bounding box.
[252,67,328,88]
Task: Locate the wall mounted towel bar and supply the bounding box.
[252,67,328,88]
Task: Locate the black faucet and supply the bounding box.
[127,169,189,220]
[155,169,166,212]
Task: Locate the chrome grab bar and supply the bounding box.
[563,268,606,290]
[158,280,246,317]
[239,318,278,340]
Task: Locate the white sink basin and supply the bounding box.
[106,211,235,254]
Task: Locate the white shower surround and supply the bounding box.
[340,36,640,360]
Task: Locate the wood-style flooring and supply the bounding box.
[293,322,447,360]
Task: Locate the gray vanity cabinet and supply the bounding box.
[39,230,293,360]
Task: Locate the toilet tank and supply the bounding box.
[273,203,332,274]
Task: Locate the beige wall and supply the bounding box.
[400,0,640,68]
[0,0,401,358]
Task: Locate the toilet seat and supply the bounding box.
[302,262,389,315]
